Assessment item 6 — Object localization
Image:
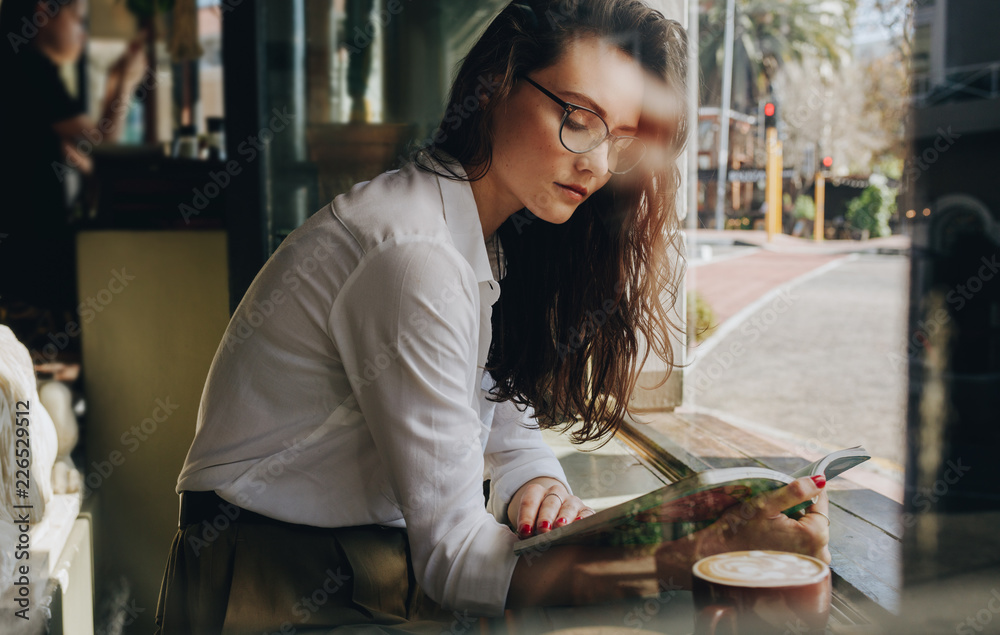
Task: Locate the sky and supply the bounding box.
[853,0,907,46]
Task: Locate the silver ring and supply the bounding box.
[580,506,596,516]
[542,492,563,506]
[811,511,831,527]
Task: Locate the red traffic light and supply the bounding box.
[822,156,833,168]
[764,103,775,117]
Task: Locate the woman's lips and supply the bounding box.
[555,182,587,201]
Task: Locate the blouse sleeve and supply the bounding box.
[327,238,520,616]
[484,397,573,527]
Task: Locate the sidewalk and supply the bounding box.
[687,250,845,327]
[680,231,911,496]
[689,229,911,254]
[686,231,911,329]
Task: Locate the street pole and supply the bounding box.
[686,0,699,234]
[714,0,736,231]
[765,127,782,241]
[814,171,825,241]
[776,139,782,235]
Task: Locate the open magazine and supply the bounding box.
[513,446,870,555]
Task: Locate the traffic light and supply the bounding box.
[764,101,778,128]
[821,155,833,171]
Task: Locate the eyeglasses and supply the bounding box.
[521,76,646,175]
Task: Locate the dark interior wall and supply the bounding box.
[945,0,1000,68]
[903,0,1000,597]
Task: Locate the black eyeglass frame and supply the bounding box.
[521,75,646,175]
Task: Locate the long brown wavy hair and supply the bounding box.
[414,0,689,444]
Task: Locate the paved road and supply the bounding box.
[684,253,910,471]
[688,250,844,326]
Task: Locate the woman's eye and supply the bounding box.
[564,119,587,132]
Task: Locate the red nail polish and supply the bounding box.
[574,516,582,521]
[540,521,551,530]
[519,524,531,535]
[811,475,826,488]
[556,517,567,525]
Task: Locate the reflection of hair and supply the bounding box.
[416,0,689,444]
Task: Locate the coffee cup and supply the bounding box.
[692,550,832,635]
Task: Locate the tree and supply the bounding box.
[775,55,891,177]
[794,194,815,221]
[846,184,894,238]
[772,0,911,179]
[699,0,854,106]
[868,0,913,59]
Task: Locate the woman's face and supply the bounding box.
[488,35,645,225]
[37,0,87,65]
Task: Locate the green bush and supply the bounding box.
[687,291,717,344]
[846,185,893,238]
[793,195,815,220]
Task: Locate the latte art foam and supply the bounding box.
[693,551,828,588]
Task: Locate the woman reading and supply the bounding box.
[155,1,830,632]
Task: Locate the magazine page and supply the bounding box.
[514,446,872,555]
[514,468,793,555]
[788,446,871,481]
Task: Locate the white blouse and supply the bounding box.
[176,156,572,616]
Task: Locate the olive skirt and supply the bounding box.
[153,493,463,635]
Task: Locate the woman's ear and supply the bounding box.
[479,73,504,110]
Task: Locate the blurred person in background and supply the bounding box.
[0,0,145,379]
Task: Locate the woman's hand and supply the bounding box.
[507,477,595,539]
[654,476,831,587]
[700,476,831,562]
